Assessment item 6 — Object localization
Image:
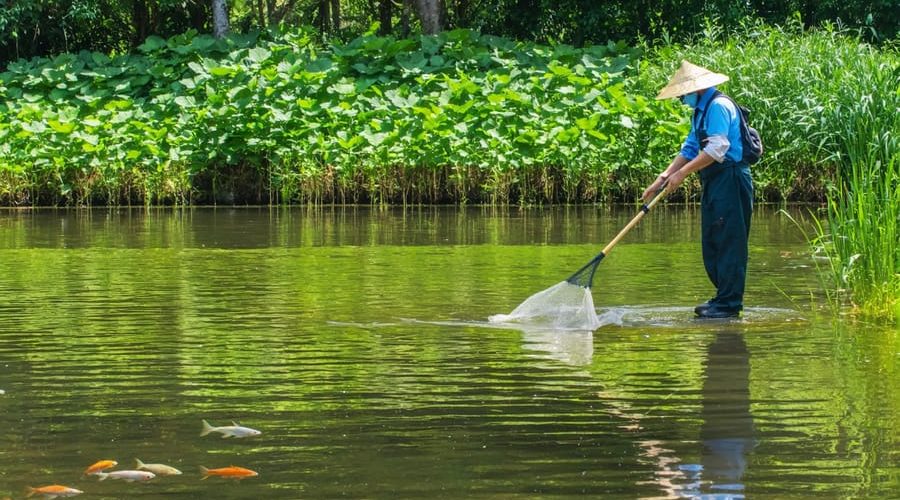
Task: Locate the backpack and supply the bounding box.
[700,90,763,165]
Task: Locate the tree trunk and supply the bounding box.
[413,0,445,35]
[400,0,411,37]
[330,0,341,32]
[133,0,151,46]
[455,0,468,28]
[273,0,300,24]
[266,0,277,25]
[211,0,229,38]
[378,0,393,35]
[256,0,266,28]
[317,0,330,32]
[187,0,209,32]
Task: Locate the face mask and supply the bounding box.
[680,92,699,108]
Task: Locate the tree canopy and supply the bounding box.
[2,0,896,67]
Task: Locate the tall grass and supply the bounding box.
[818,61,899,321]
[795,27,898,322]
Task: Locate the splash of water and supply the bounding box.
[489,281,603,330]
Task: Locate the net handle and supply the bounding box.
[600,184,669,256]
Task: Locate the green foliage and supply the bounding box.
[820,82,899,321]
[0,21,896,211]
[0,0,210,64]
[0,27,671,205]
[467,0,899,46]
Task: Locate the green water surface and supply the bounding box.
[0,206,896,499]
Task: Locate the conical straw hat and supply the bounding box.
[656,60,729,100]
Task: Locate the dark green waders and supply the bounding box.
[699,161,753,312]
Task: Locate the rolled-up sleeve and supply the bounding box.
[704,135,731,162]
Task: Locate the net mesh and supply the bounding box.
[565,255,602,288]
[489,281,602,330]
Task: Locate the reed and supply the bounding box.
[818,78,899,321]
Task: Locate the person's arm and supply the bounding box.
[643,98,735,200]
[665,151,716,189]
[642,151,717,201]
[642,154,688,201]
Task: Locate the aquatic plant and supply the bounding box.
[818,72,899,322]
[0,27,669,205]
[800,30,898,322]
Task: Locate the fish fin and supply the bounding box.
[24,488,36,499]
[199,466,209,480]
[232,421,240,426]
[135,458,145,469]
[200,419,215,437]
[96,472,109,481]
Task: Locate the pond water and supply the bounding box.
[0,205,896,499]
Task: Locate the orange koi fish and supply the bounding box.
[83,459,117,476]
[25,484,83,498]
[199,465,258,480]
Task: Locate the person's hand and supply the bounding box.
[642,174,667,202]
[666,168,689,192]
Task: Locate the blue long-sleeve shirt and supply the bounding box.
[680,86,744,163]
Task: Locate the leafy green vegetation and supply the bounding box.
[0,27,677,204]
[2,21,895,207]
[820,44,899,322]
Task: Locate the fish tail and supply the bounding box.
[200,419,215,437]
[199,466,210,480]
[25,487,36,499]
[135,458,145,469]
[96,472,109,481]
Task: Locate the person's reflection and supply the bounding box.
[633,329,755,499]
[694,329,755,496]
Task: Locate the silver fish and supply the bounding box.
[200,419,261,438]
[95,470,156,482]
[135,458,182,476]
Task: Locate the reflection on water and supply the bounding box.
[698,331,754,496]
[520,328,594,366]
[0,207,897,499]
[601,327,755,500]
[666,330,754,499]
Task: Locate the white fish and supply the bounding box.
[135,458,182,476]
[95,470,156,482]
[200,419,261,438]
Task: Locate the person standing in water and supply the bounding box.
[643,60,754,319]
